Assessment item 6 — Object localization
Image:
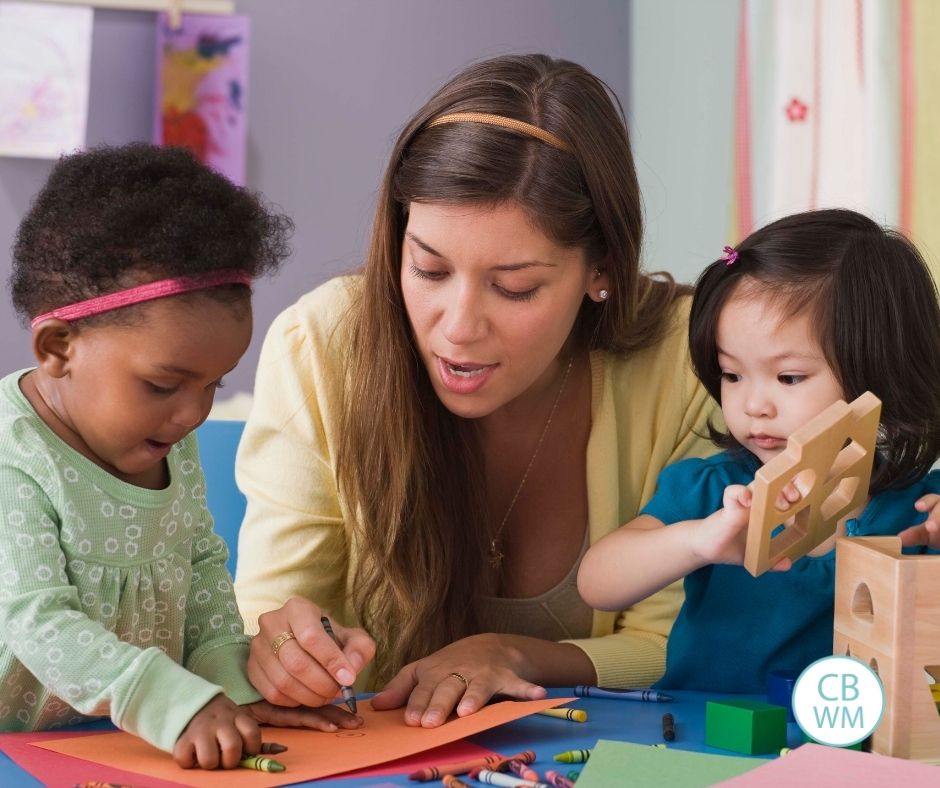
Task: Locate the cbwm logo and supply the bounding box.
[792,656,885,746]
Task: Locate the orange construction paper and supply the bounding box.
[35,696,573,787]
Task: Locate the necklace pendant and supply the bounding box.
[488,539,504,570]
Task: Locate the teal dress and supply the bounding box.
[640,452,938,693]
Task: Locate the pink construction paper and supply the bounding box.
[717,743,940,786]
[0,729,185,788]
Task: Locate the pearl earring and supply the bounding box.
[599,289,609,301]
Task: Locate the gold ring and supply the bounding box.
[449,672,470,688]
[271,631,296,657]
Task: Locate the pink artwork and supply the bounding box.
[154,12,249,185]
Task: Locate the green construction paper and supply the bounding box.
[575,739,764,788]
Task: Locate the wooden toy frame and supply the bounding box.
[743,392,881,577]
[833,537,940,763]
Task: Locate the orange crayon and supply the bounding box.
[442,776,473,788]
[408,754,502,781]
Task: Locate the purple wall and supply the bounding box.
[0,1,631,394]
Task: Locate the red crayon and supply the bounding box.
[508,759,541,782]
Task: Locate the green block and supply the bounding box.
[800,729,864,750]
[705,699,788,755]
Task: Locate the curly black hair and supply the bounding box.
[10,143,293,325]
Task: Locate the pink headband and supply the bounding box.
[30,270,252,328]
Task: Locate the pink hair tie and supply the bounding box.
[30,270,252,328]
[720,245,739,266]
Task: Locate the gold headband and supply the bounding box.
[427,112,571,153]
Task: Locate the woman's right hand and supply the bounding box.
[247,596,376,707]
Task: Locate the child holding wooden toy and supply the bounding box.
[0,144,360,769]
[578,208,940,692]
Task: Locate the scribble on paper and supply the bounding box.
[0,3,92,159]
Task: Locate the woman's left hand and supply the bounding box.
[898,493,940,549]
[370,634,547,727]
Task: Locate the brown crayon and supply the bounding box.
[260,742,288,754]
[662,712,676,741]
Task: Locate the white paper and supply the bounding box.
[0,2,93,158]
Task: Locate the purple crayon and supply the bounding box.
[546,771,576,788]
[574,685,674,702]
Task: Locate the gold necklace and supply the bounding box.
[489,356,575,570]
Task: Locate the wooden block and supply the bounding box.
[705,699,787,755]
[833,537,940,763]
[743,392,881,577]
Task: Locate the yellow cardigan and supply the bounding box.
[234,276,718,689]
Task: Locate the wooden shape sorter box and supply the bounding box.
[743,392,881,577]
[833,537,940,764]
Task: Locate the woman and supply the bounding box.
[234,53,717,727]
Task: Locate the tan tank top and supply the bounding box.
[477,526,593,640]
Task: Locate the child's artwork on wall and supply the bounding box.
[0,2,92,159]
[154,12,249,185]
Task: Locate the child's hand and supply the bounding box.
[174,696,366,770]
[697,484,796,571]
[245,699,363,732]
[696,484,753,565]
[174,695,260,770]
[898,493,940,549]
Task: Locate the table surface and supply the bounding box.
[0,689,799,787]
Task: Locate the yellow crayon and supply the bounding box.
[537,708,588,723]
[553,749,590,763]
[239,754,286,772]
[779,747,792,756]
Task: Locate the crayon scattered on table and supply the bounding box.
[442,776,473,788]
[409,754,503,781]
[507,759,541,782]
[545,770,576,788]
[477,768,550,787]
[553,748,591,763]
[662,711,676,741]
[260,742,288,754]
[574,686,674,702]
[492,750,536,769]
[779,747,792,756]
[536,707,588,723]
[567,771,580,782]
[238,754,285,773]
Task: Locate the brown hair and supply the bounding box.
[689,208,940,493]
[337,54,686,682]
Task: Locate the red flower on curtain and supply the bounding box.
[785,97,809,122]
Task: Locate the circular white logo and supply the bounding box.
[792,656,885,746]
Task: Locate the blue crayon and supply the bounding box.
[574,685,674,702]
